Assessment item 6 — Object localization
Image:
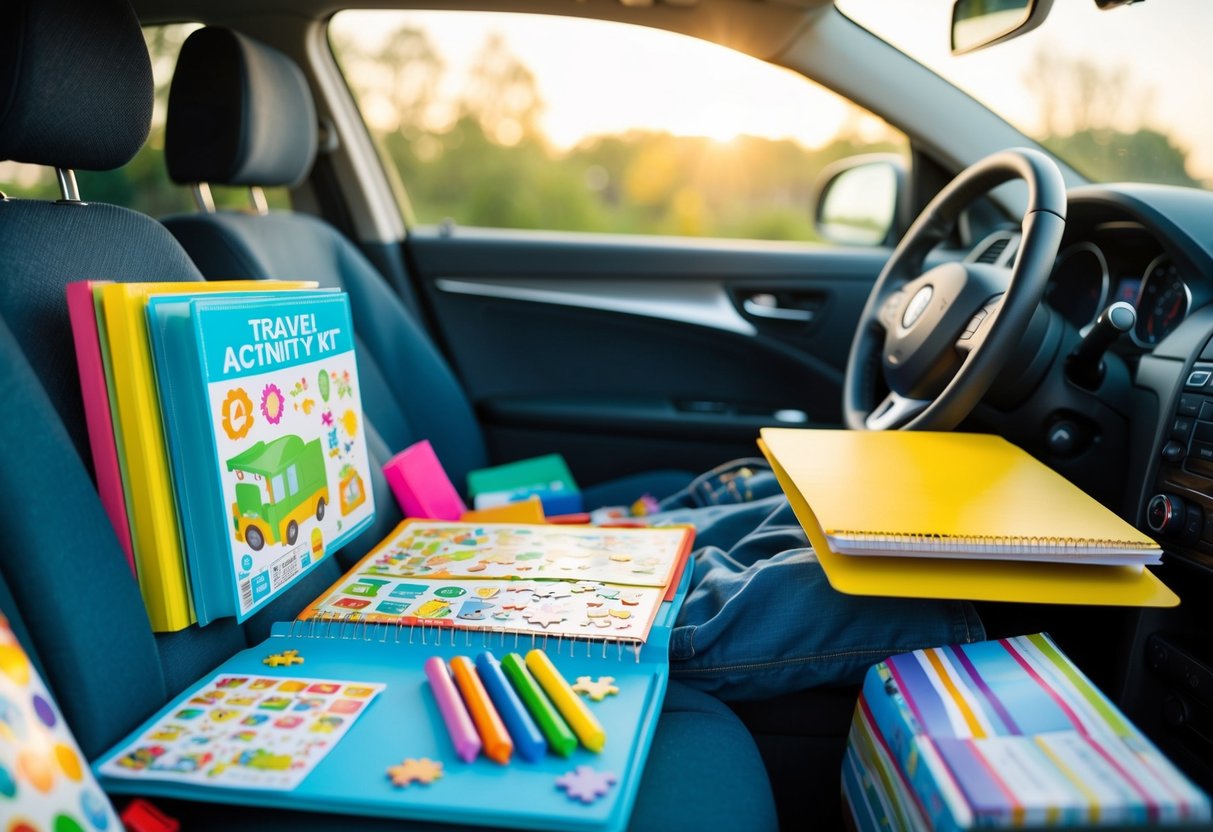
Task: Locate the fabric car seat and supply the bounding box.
[0,2,777,828]
[160,27,694,509]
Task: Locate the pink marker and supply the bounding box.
[424,656,482,762]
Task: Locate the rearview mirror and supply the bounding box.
[814,156,904,247]
[951,0,1054,55]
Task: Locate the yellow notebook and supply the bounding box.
[759,428,1178,607]
[99,280,317,631]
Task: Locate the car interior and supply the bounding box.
[2,0,1212,828]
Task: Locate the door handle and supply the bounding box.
[742,293,815,322]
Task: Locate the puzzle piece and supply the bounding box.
[524,609,567,629]
[387,758,444,787]
[555,766,618,804]
[262,650,304,668]
[570,581,603,594]
[572,676,619,702]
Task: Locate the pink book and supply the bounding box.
[67,280,135,575]
[382,439,467,521]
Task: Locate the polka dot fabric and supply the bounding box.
[0,615,121,832]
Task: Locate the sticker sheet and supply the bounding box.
[0,616,123,832]
[361,522,688,588]
[303,575,664,643]
[98,674,384,790]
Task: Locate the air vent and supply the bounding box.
[976,237,1009,263]
[966,231,1020,267]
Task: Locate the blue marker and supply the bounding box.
[475,650,547,763]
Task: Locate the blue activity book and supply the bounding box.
[146,291,375,625]
[95,563,693,832]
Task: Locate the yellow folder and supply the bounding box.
[758,428,1178,607]
[99,280,317,631]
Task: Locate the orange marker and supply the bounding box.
[449,656,514,764]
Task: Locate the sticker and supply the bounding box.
[433,586,467,599]
[524,609,566,629]
[220,388,255,440]
[260,383,286,425]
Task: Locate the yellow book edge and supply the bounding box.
[757,438,1179,608]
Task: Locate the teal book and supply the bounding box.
[468,453,582,515]
[94,566,691,832]
[146,291,375,625]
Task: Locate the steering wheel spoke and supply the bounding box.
[864,391,931,431]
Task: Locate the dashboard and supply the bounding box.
[1044,222,1193,348]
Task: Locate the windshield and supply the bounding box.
[836,0,1213,190]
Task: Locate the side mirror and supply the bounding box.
[814,155,904,247]
[951,0,1054,55]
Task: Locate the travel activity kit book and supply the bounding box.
[67,281,375,629]
[94,520,696,832]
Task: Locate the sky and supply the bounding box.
[331,10,895,151]
[333,3,1213,182]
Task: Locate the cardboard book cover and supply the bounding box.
[148,291,374,624]
[844,633,1210,830]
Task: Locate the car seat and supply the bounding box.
[159,26,695,509]
[0,2,777,828]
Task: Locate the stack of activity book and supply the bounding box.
[95,520,695,832]
[68,281,375,630]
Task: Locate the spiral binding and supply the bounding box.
[287,613,646,662]
[830,530,1157,553]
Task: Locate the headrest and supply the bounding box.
[0,0,153,171]
[166,28,317,188]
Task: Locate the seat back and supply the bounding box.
[162,27,490,486]
[0,0,402,755]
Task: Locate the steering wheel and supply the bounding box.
[843,148,1067,431]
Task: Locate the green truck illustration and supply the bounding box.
[226,435,328,551]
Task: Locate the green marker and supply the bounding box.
[500,652,577,757]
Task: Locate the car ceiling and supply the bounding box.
[130,0,833,61]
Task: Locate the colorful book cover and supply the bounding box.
[66,280,135,575]
[847,634,1211,830]
[95,568,690,832]
[298,520,694,643]
[0,614,123,831]
[468,454,583,516]
[147,291,375,625]
[95,280,316,631]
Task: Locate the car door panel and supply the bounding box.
[406,227,885,481]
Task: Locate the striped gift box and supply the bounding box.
[843,634,1211,830]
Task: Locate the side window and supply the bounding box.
[330,11,906,242]
[0,24,288,216]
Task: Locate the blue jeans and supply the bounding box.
[650,463,986,701]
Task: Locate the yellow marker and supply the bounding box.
[524,649,605,753]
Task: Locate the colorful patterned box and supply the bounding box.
[843,634,1211,830]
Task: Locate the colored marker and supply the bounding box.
[500,652,578,757]
[450,656,513,764]
[423,656,481,762]
[524,649,606,753]
[475,651,547,763]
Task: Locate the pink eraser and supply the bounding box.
[382,439,467,521]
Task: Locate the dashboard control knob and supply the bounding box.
[1147,493,1186,535]
[1162,440,1186,462]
